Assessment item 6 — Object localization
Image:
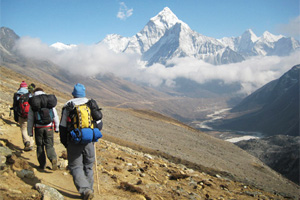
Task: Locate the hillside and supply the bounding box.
[235,135,300,185]
[210,65,299,136]
[0,66,299,199]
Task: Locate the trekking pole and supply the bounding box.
[94,142,100,195]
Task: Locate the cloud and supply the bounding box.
[137,53,299,94]
[277,15,300,39]
[14,36,142,77]
[14,36,300,95]
[117,2,133,20]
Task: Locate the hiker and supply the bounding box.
[12,81,34,151]
[59,83,103,200]
[27,88,59,170]
[28,83,36,94]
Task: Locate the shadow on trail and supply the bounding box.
[0,116,19,126]
[0,138,23,153]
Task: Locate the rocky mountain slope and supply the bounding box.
[0,66,299,199]
[210,64,300,136]
[235,135,300,185]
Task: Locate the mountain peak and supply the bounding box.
[50,42,77,51]
[150,7,181,29]
[261,31,283,42]
[241,29,258,42]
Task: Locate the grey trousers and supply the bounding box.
[35,127,57,167]
[67,142,95,194]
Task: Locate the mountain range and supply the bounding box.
[0,26,233,123]
[85,7,299,66]
[51,7,299,66]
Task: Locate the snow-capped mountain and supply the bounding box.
[100,7,300,65]
[50,42,77,51]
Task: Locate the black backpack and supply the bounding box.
[29,94,57,125]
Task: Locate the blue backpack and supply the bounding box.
[67,101,102,144]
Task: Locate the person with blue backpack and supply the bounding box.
[27,88,59,170]
[59,83,103,200]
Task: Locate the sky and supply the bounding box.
[1,0,300,95]
[1,0,300,45]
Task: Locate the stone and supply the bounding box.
[0,146,12,157]
[16,169,35,179]
[144,154,153,160]
[35,183,64,200]
[58,159,68,169]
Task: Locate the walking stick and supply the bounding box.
[94,142,100,195]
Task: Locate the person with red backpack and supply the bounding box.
[12,81,34,151]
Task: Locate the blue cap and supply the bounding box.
[72,83,86,98]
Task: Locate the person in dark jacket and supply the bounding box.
[59,83,103,200]
[27,88,59,170]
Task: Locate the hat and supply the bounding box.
[28,83,35,92]
[72,83,86,98]
[20,81,28,88]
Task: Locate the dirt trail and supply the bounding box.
[0,109,136,199]
[1,117,80,199]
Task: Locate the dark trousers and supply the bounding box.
[35,127,57,167]
[67,142,95,194]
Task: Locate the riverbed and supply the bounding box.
[194,108,263,143]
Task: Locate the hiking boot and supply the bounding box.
[51,159,58,171]
[24,141,32,151]
[38,165,46,170]
[83,189,94,200]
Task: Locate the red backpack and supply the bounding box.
[18,93,30,118]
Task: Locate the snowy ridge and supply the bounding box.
[50,42,77,51]
[53,7,300,65]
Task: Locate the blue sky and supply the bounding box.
[1,0,299,45]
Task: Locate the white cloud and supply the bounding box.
[117,2,133,20]
[14,36,300,95]
[277,15,300,39]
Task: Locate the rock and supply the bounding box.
[58,159,68,169]
[215,174,221,178]
[0,140,5,146]
[35,183,64,200]
[16,169,35,179]
[0,146,12,157]
[144,154,153,160]
[0,155,6,165]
